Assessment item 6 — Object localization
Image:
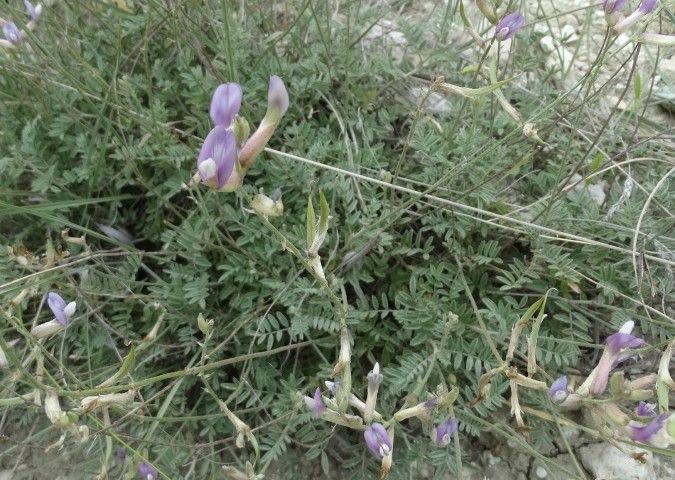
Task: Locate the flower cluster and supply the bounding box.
[1,1,41,49]
[603,0,659,31]
[195,76,288,192]
[302,360,460,474]
[546,321,675,448]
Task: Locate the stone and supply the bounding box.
[540,35,556,53]
[578,442,656,479]
[560,25,578,44]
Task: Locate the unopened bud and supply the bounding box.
[251,190,284,218]
[197,313,214,335]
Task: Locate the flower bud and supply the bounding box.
[197,313,213,335]
[266,75,289,123]
[635,401,656,417]
[238,76,289,168]
[303,388,326,418]
[251,190,283,217]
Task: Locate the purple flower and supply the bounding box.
[3,22,22,45]
[47,292,76,327]
[494,12,525,41]
[635,401,656,417]
[303,388,326,418]
[209,83,243,128]
[266,75,289,120]
[628,414,667,443]
[548,376,568,404]
[138,462,158,479]
[364,423,393,458]
[603,0,627,14]
[24,1,42,22]
[606,329,646,354]
[589,321,646,395]
[197,126,240,191]
[434,418,459,446]
[639,0,658,14]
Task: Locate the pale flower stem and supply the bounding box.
[240,189,353,411]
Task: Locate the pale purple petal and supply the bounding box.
[639,0,658,14]
[310,388,325,418]
[3,22,22,45]
[209,83,242,127]
[47,292,69,326]
[364,423,393,458]
[24,1,41,22]
[606,332,645,354]
[603,0,627,14]
[197,126,237,189]
[434,418,458,446]
[495,12,525,41]
[628,414,667,443]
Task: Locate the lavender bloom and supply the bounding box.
[635,401,656,417]
[197,126,240,191]
[606,325,646,353]
[138,462,158,480]
[548,376,569,404]
[434,418,459,446]
[303,388,326,418]
[3,22,22,45]
[209,83,243,128]
[24,1,42,22]
[639,0,658,14]
[48,292,76,326]
[364,423,393,458]
[603,0,627,14]
[494,12,525,41]
[628,414,667,443]
[589,321,646,395]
